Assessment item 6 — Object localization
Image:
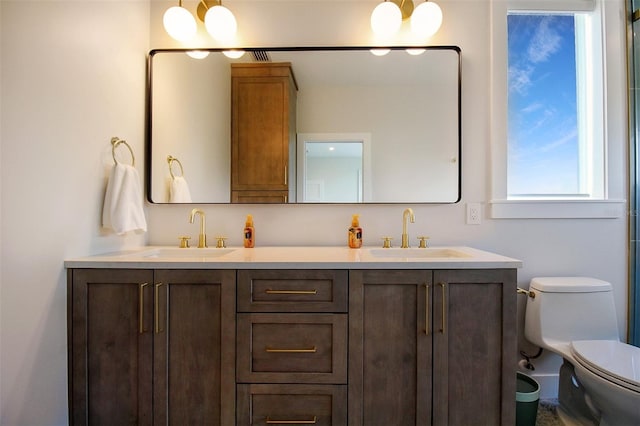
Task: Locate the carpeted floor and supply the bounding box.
[536,399,563,426]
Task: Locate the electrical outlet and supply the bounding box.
[466,203,481,225]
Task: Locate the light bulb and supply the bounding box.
[187,51,210,59]
[406,48,426,55]
[370,1,402,37]
[370,48,391,56]
[223,50,246,59]
[204,5,237,42]
[411,1,443,39]
[163,6,197,41]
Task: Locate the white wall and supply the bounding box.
[0,1,149,424]
[0,1,628,424]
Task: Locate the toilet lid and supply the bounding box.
[571,340,640,393]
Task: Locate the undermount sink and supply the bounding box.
[137,247,237,258]
[366,248,471,259]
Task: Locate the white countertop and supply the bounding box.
[64,246,522,269]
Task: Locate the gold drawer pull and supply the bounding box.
[424,283,430,335]
[265,289,318,295]
[265,346,317,353]
[439,282,447,334]
[266,415,317,424]
[154,283,163,334]
[139,283,148,334]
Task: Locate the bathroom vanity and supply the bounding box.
[65,246,520,426]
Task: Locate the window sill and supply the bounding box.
[489,199,626,219]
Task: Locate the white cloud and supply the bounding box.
[538,128,577,153]
[509,65,533,94]
[527,17,562,63]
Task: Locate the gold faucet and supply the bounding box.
[401,208,415,248]
[189,208,207,248]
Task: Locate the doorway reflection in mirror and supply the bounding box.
[297,133,371,203]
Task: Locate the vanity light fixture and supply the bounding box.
[163,0,197,41]
[197,0,237,42]
[163,0,238,43]
[370,0,442,38]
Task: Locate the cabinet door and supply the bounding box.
[231,75,292,191]
[432,269,517,426]
[68,269,154,426]
[349,270,433,426]
[153,269,236,426]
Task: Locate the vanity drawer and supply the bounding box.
[237,384,347,426]
[237,270,348,313]
[237,313,347,384]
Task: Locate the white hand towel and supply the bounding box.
[169,176,192,203]
[102,164,147,235]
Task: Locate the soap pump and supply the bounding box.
[348,214,363,248]
[243,214,255,248]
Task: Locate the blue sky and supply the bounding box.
[507,14,579,196]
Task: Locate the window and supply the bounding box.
[489,0,626,219]
[507,11,604,199]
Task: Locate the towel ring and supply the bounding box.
[111,137,135,167]
[167,155,184,179]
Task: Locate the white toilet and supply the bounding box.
[524,277,640,426]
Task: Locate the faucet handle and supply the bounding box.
[215,236,228,248]
[178,236,191,248]
[417,236,430,248]
[381,237,393,248]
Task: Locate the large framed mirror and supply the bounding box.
[147,46,461,204]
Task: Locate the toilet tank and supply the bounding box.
[524,277,619,353]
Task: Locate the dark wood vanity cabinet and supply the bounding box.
[349,269,517,426]
[67,269,236,426]
[68,266,515,425]
[230,63,297,203]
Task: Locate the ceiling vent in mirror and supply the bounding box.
[252,50,271,62]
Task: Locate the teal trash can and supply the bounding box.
[516,372,540,426]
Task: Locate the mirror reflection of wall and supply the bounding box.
[151,53,231,203]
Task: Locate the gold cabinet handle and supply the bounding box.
[265,289,318,295]
[266,415,317,424]
[439,282,446,333]
[284,165,288,185]
[424,284,430,335]
[265,346,317,353]
[154,283,163,334]
[139,283,148,334]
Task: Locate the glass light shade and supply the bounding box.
[370,2,402,37]
[223,50,246,59]
[163,6,197,41]
[406,48,426,55]
[186,51,210,59]
[370,48,391,56]
[411,1,443,38]
[204,5,237,42]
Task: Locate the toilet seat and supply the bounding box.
[570,340,640,393]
